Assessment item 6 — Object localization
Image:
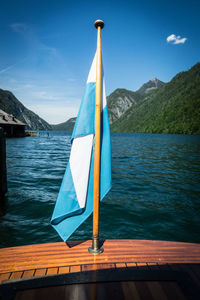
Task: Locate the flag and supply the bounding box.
[51,53,111,241]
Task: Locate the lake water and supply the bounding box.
[0,132,200,248]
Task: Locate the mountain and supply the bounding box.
[51,117,76,131]
[107,88,142,124]
[107,79,165,125]
[136,78,165,95]
[111,63,200,134]
[0,89,52,130]
[51,79,165,131]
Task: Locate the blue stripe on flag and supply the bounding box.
[100,106,112,200]
[51,164,84,225]
[51,152,94,241]
[72,82,96,140]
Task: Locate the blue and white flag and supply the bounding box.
[51,53,111,241]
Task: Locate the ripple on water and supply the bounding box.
[0,132,200,247]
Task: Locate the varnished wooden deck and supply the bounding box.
[0,240,199,299]
[0,239,199,282]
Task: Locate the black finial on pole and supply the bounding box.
[94,20,104,29]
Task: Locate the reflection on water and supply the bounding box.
[0,132,200,247]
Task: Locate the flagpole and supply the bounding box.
[88,19,104,255]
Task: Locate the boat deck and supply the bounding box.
[0,239,200,299]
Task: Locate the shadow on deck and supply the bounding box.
[0,262,200,300]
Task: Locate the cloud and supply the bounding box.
[0,58,28,76]
[0,65,13,74]
[27,103,79,124]
[10,23,28,34]
[166,34,187,45]
[0,63,17,74]
[9,22,59,64]
[33,90,60,101]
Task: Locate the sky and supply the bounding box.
[0,0,199,124]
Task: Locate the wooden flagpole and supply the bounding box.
[88,19,104,255]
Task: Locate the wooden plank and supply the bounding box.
[15,289,38,300]
[96,263,116,270]
[160,281,187,300]
[82,263,115,271]
[179,263,200,287]
[126,262,137,268]
[81,264,97,271]
[128,282,141,300]
[0,240,199,274]
[46,267,58,276]
[15,286,66,300]
[34,268,46,277]
[189,263,200,282]
[14,281,181,300]
[116,263,126,268]
[1,270,199,299]
[137,263,149,270]
[23,270,35,279]
[70,265,81,273]
[121,282,132,300]
[134,281,154,300]
[58,266,70,274]
[0,272,11,284]
[147,281,168,300]
[147,263,160,270]
[10,271,23,280]
[137,263,148,267]
[167,263,181,271]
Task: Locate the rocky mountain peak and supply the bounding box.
[151,77,158,82]
[137,78,165,95]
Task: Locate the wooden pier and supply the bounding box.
[0,239,200,299]
[0,109,25,137]
[0,128,7,203]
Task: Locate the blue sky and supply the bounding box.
[0,0,199,124]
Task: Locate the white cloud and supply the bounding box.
[167,34,176,43]
[174,37,187,44]
[33,91,59,101]
[10,23,58,58]
[0,66,13,74]
[27,103,79,124]
[166,34,187,45]
[10,23,28,34]
[0,63,17,74]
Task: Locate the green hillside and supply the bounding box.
[111,63,200,134]
[0,89,52,130]
[51,117,76,131]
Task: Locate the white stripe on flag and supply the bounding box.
[87,52,106,110]
[87,53,96,83]
[102,77,106,110]
[69,134,94,209]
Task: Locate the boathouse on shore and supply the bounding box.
[0,109,26,137]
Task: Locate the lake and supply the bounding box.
[0,132,200,248]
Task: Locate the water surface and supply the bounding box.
[0,132,200,247]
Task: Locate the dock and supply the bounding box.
[0,239,200,299]
[0,128,7,202]
[0,109,26,137]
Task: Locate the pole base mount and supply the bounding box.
[88,246,104,255]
